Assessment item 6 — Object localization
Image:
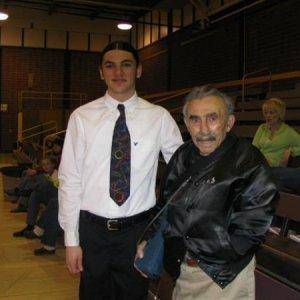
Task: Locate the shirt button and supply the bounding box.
[177,259,181,263]
[212,274,216,278]
[220,282,224,286]
[186,236,189,239]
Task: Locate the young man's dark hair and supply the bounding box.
[100,41,139,65]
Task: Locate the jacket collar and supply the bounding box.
[188,132,238,174]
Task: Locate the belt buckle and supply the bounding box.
[107,219,119,231]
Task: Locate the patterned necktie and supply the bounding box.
[110,104,131,205]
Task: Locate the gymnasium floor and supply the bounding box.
[0,154,79,299]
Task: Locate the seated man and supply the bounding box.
[31,196,62,255]
[8,138,63,213]
[13,157,59,237]
[138,86,278,299]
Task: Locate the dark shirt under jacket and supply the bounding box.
[160,133,278,288]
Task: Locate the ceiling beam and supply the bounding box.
[57,0,153,11]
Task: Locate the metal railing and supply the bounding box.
[241,68,272,111]
[144,69,298,116]
[18,121,58,144]
[18,91,87,111]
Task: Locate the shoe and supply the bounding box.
[268,226,281,235]
[4,188,19,197]
[10,205,27,213]
[13,227,30,237]
[34,247,55,256]
[24,230,41,239]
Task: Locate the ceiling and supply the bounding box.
[4,0,168,22]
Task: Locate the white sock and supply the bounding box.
[44,245,55,251]
[33,226,44,237]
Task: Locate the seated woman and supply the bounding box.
[253,98,300,194]
[253,98,300,242]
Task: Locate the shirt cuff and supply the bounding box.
[64,230,79,247]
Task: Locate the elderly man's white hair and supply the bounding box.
[183,85,234,118]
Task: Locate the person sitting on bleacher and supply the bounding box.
[12,157,59,238]
[7,138,63,213]
[253,98,300,242]
[253,98,300,194]
[30,195,61,256]
[48,138,63,166]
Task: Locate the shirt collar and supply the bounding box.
[104,91,139,112]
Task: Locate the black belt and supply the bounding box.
[80,209,153,231]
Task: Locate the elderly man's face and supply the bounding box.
[185,96,235,156]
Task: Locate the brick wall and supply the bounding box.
[0,47,104,151]
[138,0,300,93]
[69,51,105,100]
[1,47,65,151]
[245,0,300,74]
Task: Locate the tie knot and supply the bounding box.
[117,104,125,115]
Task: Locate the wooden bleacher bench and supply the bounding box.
[256,192,300,293]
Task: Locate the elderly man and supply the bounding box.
[157,86,277,299]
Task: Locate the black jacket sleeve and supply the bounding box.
[229,148,278,256]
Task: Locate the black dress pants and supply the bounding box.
[79,212,149,300]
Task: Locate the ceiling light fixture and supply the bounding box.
[117,22,132,30]
[0,9,9,21]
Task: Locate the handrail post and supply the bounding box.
[43,136,46,158]
[269,71,272,95]
[50,92,53,110]
[241,76,246,112]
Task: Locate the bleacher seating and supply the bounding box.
[256,192,300,297]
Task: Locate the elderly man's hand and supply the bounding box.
[136,240,147,259]
[134,241,148,278]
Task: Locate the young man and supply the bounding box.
[58,41,182,299]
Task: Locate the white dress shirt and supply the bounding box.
[58,92,183,246]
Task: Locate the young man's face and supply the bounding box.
[100,50,142,101]
[185,96,235,156]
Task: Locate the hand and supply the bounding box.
[136,240,147,259]
[134,241,148,278]
[27,168,37,176]
[279,148,291,167]
[66,246,83,274]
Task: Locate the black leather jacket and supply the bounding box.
[160,134,278,288]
